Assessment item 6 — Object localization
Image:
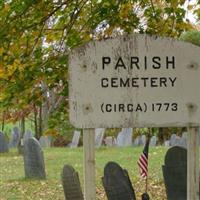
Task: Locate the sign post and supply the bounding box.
[83,129,96,200]
[187,126,199,200]
[69,34,200,200]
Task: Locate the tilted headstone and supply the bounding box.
[23,137,46,179]
[0,132,9,153]
[69,131,81,148]
[39,136,51,148]
[102,161,136,200]
[162,146,187,200]
[9,127,20,148]
[61,165,83,200]
[24,130,33,141]
[95,128,105,148]
[150,136,157,146]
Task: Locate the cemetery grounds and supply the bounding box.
[1,146,200,200]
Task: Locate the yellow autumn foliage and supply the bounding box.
[44,129,59,137]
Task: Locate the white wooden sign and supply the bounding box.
[69,34,200,128]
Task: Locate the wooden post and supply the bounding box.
[187,126,199,200]
[83,129,96,200]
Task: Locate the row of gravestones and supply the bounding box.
[0,134,46,178]
[0,129,52,153]
[61,146,200,200]
[1,128,200,153]
[70,128,200,148]
[69,128,158,148]
[164,132,188,148]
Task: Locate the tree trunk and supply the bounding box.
[34,104,39,139]
[1,111,5,132]
[38,104,43,139]
[18,116,25,154]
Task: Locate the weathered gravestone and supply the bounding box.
[39,136,51,148]
[170,134,178,146]
[0,132,9,153]
[69,130,81,148]
[170,134,187,148]
[162,146,187,200]
[24,130,33,141]
[95,128,105,148]
[9,127,20,148]
[23,137,46,179]
[150,136,157,146]
[179,132,188,149]
[117,128,133,147]
[102,161,136,200]
[61,165,84,200]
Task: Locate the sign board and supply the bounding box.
[69,34,200,128]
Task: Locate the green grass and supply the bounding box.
[0,147,170,200]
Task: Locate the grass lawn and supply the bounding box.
[0,147,170,199]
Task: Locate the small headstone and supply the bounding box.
[95,128,105,148]
[102,161,136,200]
[23,137,46,179]
[9,127,20,148]
[69,131,81,148]
[164,140,170,147]
[61,165,83,200]
[162,146,187,200]
[39,136,51,148]
[0,132,9,153]
[104,136,114,147]
[24,130,33,141]
[149,136,157,146]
